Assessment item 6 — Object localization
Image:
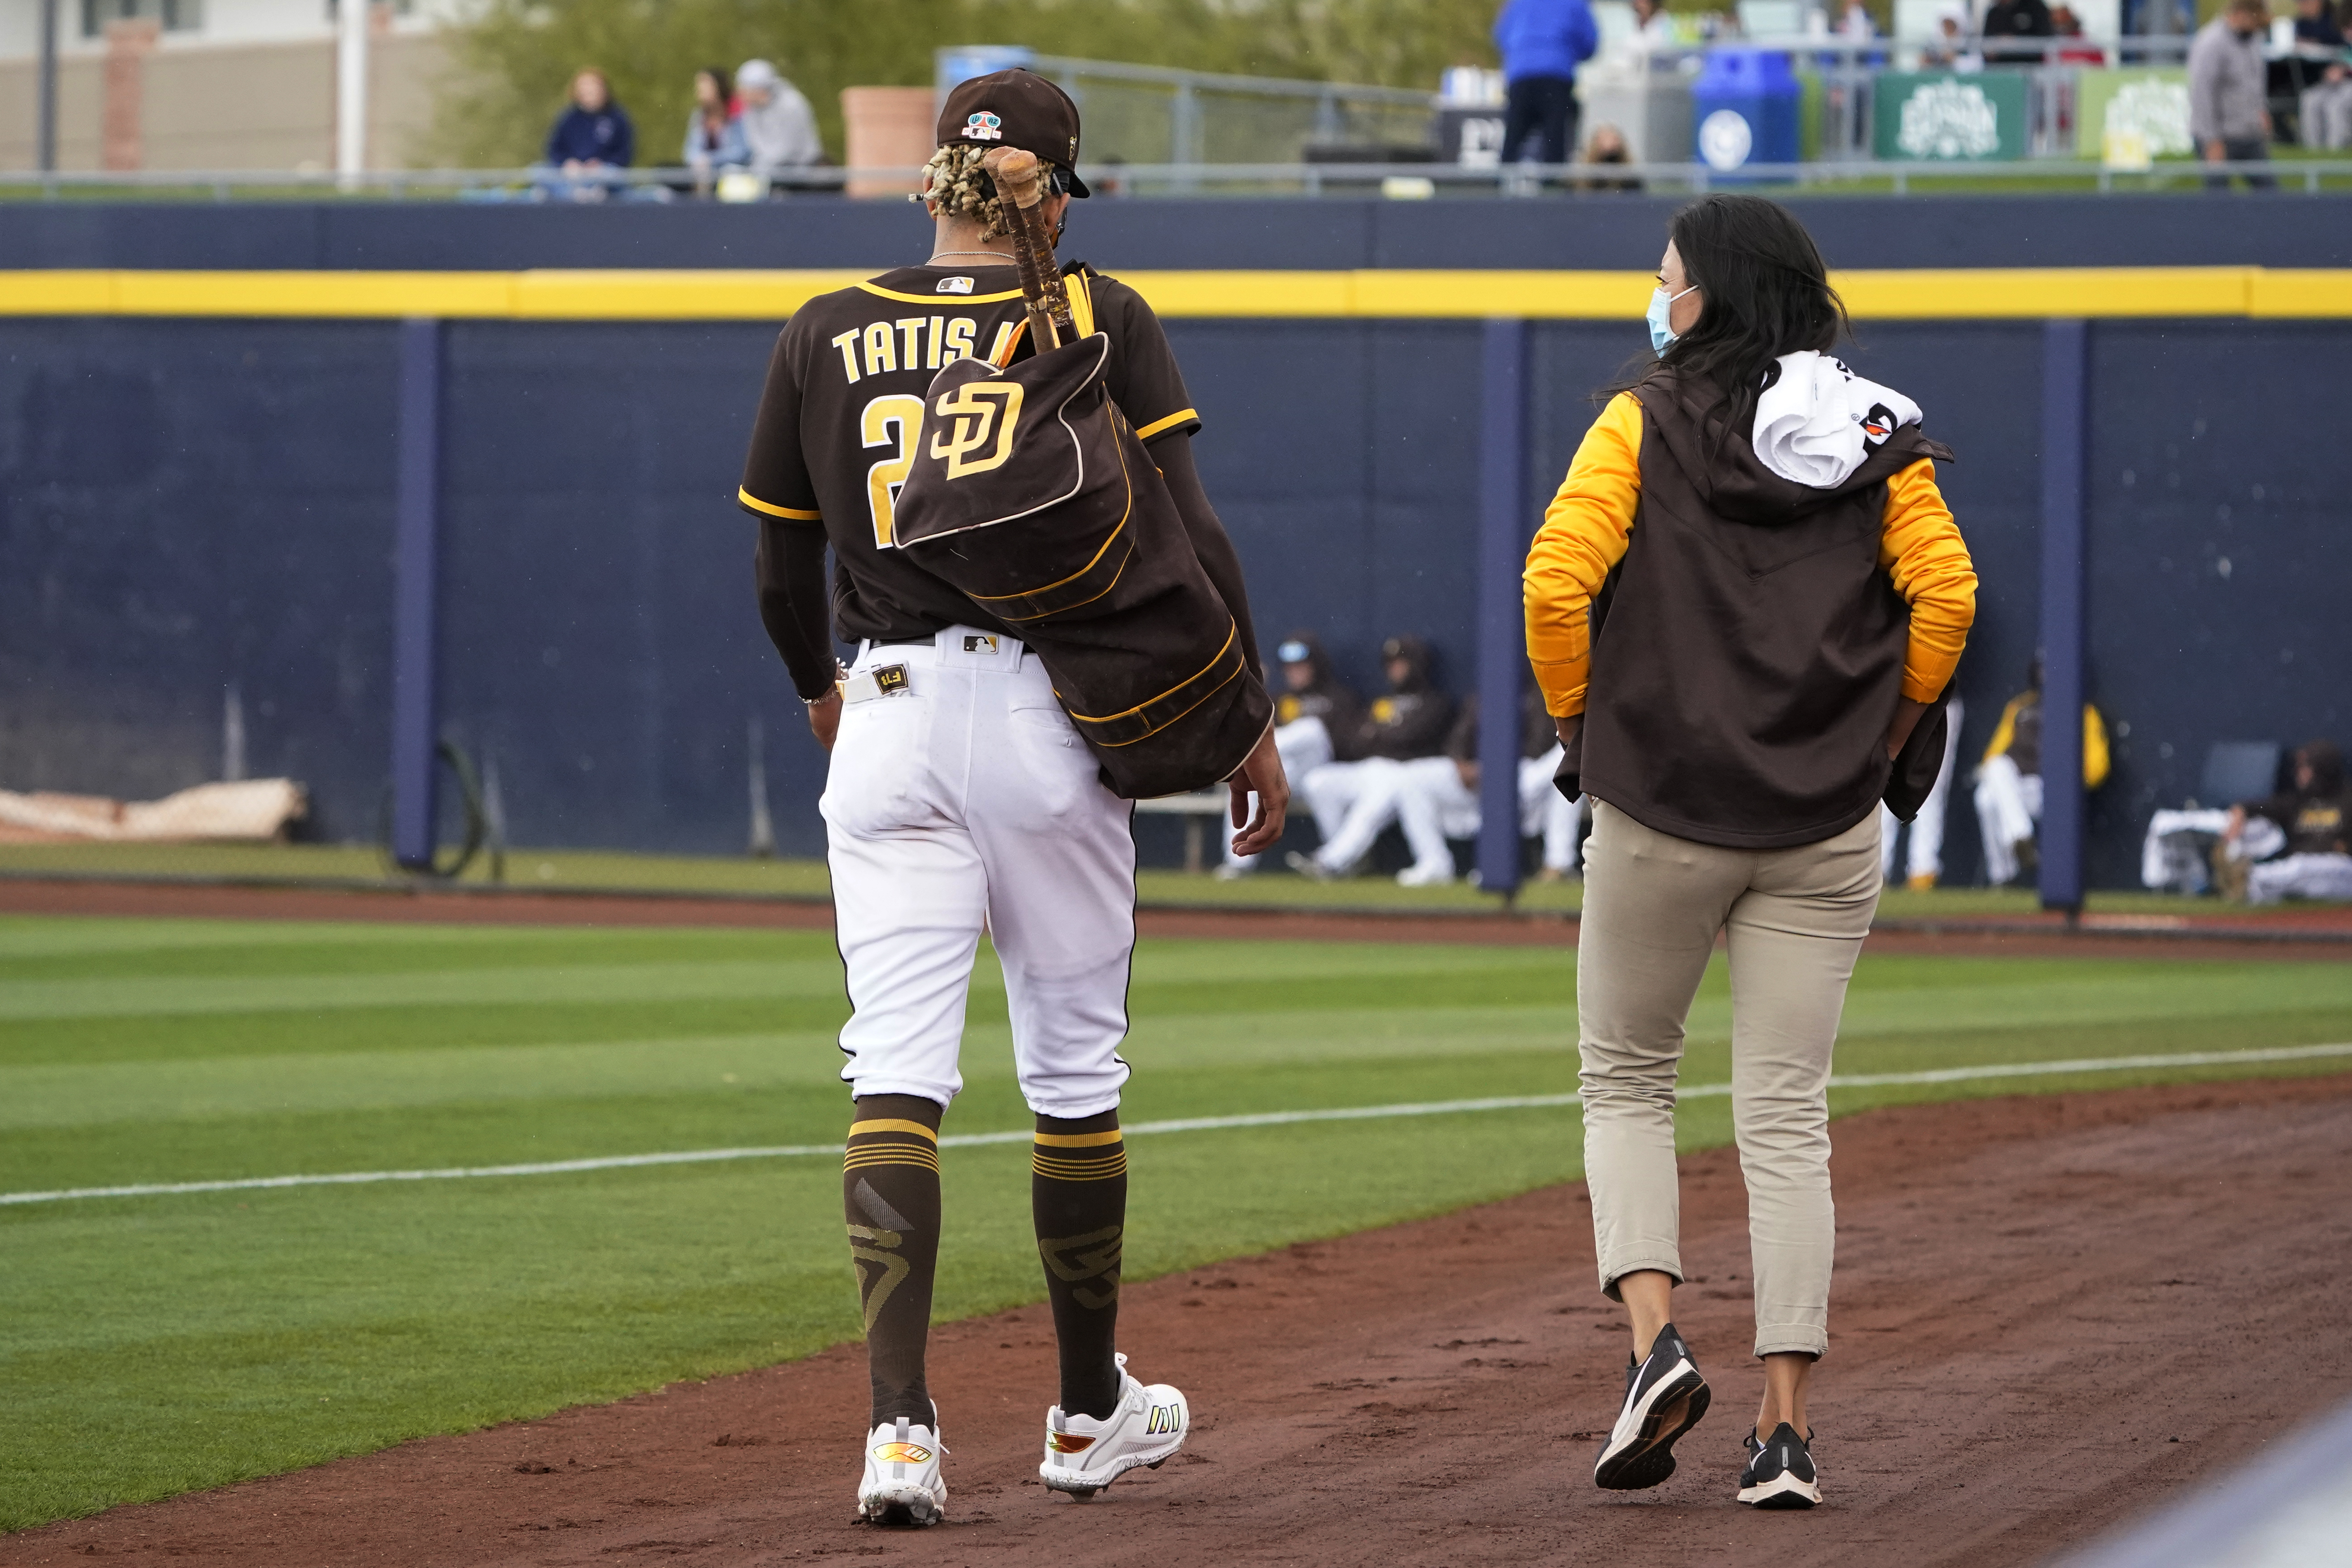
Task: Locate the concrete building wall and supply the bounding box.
[0,27,453,170]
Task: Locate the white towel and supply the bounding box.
[1751,350,1925,489]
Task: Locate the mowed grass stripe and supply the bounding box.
[10,1042,2350,1207]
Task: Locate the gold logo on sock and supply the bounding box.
[1038,1224,1123,1310]
[847,1223,911,1331]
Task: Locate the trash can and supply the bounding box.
[1692,49,1801,174]
[935,45,1038,94]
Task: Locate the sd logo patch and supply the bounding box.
[929,382,1025,480]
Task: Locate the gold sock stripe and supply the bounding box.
[848,1118,939,1143]
[1032,1129,1125,1148]
[844,1145,941,1174]
[1031,1149,1128,1181]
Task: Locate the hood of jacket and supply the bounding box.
[1277,630,1340,693]
[2302,740,2346,798]
[1637,363,1950,528]
[1380,634,1435,694]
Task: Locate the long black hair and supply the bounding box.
[1630,194,1851,436]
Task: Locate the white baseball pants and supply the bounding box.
[2248,852,2352,905]
[822,627,1136,1118]
[1303,757,1405,871]
[1973,753,2043,886]
[1521,746,1585,875]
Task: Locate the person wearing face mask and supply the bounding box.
[2190,0,2278,189]
[1523,194,1976,1511]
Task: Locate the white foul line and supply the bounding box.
[5,1041,2347,1209]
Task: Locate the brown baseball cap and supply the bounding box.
[935,68,1090,197]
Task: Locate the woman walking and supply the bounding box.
[1524,194,1976,1508]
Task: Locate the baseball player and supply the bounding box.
[1220,632,1362,877]
[736,68,1285,1528]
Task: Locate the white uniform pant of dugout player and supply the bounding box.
[823,628,1135,1118]
[1299,751,1584,878]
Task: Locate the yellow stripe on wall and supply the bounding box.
[2,266,2347,321]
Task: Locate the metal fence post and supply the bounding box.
[2038,318,2090,914]
[1476,318,1533,900]
[390,318,444,872]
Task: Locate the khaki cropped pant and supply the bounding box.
[1577,800,1881,1359]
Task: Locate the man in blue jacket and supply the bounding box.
[1495,0,1601,166]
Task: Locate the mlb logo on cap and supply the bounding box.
[963,110,1003,141]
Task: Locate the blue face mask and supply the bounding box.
[1648,283,1697,357]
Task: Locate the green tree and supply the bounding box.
[432,0,1502,168]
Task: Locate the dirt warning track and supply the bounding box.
[6,877,2351,961]
[8,1074,2349,1567]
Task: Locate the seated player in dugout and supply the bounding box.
[1972,655,2110,887]
[734,68,1285,1528]
[2217,739,2352,904]
[1287,635,1460,879]
[1220,630,1363,877]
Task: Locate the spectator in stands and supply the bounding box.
[2295,0,2352,147]
[1379,685,1584,887]
[1981,0,2056,63]
[1581,123,1643,190]
[2047,5,2111,63]
[1494,0,1601,166]
[545,68,636,177]
[1287,635,1455,879]
[2215,740,2352,903]
[1972,657,2111,886]
[735,58,824,178]
[1631,0,1679,45]
[1922,5,1985,70]
[682,65,748,195]
[1881,694,1964,889]
[1220,632,1362,878]
[2191,0,2279,188]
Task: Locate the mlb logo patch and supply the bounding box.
[962,634,999,655]
[936,276,975,294]
[963,110,1003,141]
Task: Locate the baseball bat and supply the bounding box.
[981,147,1075,352]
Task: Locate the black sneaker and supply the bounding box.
[1739,1422,1821,1509]
[1593,1321,1711,1490]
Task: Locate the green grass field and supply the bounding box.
[4,913,2350,1533]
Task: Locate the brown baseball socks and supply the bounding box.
[844,1095,943,1427]
[1031,1109,1128,1420]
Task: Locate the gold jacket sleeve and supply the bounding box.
[1523,392,1644,719]
[1876,459,1977,704]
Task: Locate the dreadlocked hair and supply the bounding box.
[913,143,1011,240]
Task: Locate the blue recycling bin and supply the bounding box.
[1692,49,1800,175]
[935,45,1038,94]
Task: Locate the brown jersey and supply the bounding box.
[737,262,1201,647]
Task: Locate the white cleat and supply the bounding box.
[856,1410,947,1527]
[1039,1354,1189,1499]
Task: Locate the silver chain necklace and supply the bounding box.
[925,249,1008,264]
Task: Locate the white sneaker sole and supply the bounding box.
[1594,1355,1709,1491]
[1738,1469,1822,1509]
[1039,1430,1185,1497]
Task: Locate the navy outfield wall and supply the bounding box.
[4,198,2348,883]
[2,193,2348,272]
